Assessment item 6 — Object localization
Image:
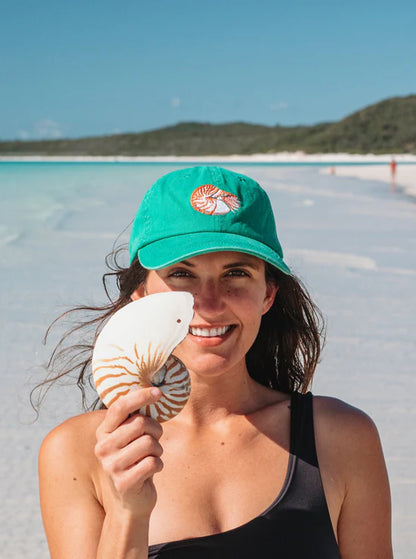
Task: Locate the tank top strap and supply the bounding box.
[290,391,319,467]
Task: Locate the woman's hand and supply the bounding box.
[95,387,164,518]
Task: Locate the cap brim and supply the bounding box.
[137,232,291,275]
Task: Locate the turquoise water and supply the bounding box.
[0,161,399,256]
[0,160,410,261]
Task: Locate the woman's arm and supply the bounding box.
[315,397,393,559]
[39,387,163,559]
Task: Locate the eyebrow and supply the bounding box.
[179,258,261,270]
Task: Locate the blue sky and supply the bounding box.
[1,0,415,140]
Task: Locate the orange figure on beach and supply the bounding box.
[37,167,393,559]
[390,159,397,191]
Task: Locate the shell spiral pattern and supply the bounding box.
[190,184,240,215]
[92,291,194,422]
[138,354,191,422]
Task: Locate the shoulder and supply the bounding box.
[39,410,106,478]
[311,395,388,491]
[40,410,106,450]
[312,395,382,450]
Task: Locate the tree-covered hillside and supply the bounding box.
[1,95,415,155]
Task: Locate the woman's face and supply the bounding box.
[133,252,277,380]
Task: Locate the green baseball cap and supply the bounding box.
[129,166,290,275]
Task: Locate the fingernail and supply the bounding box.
[151,387,161,398]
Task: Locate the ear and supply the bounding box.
[130,284,146,301]
[262,283,279,315]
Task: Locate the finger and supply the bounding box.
[98,387,162,435]
[113,435,164,473]
[112,457,163,495]
[119,413,163,445]
[97,414,163,456]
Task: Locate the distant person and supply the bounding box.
[37,166,393,558]
[390,158,397,191]
[390,158,397,177]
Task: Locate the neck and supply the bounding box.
[177,365,278,428]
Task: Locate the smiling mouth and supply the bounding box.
[189,325,234,338]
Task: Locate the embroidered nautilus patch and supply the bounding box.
[190,184,240,215]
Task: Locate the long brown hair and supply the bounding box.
[32,247,325,412]
[247,263,325,393]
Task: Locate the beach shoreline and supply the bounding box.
[2,152,415,199]
[2,152,416,163]
[318,161,416,200]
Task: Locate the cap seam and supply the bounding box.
[136,230,283,255]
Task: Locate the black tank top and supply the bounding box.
[148,392,340,558]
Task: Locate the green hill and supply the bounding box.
[1,95,415,156]
[303,95,416,153]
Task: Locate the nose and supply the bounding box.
[192,278,225,315]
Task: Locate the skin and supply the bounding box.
[39,252,393,558]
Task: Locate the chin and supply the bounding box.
[187,354,246,381]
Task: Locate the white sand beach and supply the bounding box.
[320,161,416,199]
[1,159,415,558]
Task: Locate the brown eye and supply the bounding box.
[177,319,182,323]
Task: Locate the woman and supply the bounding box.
[38,166,393,558]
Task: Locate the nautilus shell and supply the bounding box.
[190,184,240,215]
[92,291,194,422]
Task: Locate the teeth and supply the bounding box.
[190,325,231,337]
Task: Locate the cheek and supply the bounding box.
[230,290,269,324]
[144,272,172,295]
